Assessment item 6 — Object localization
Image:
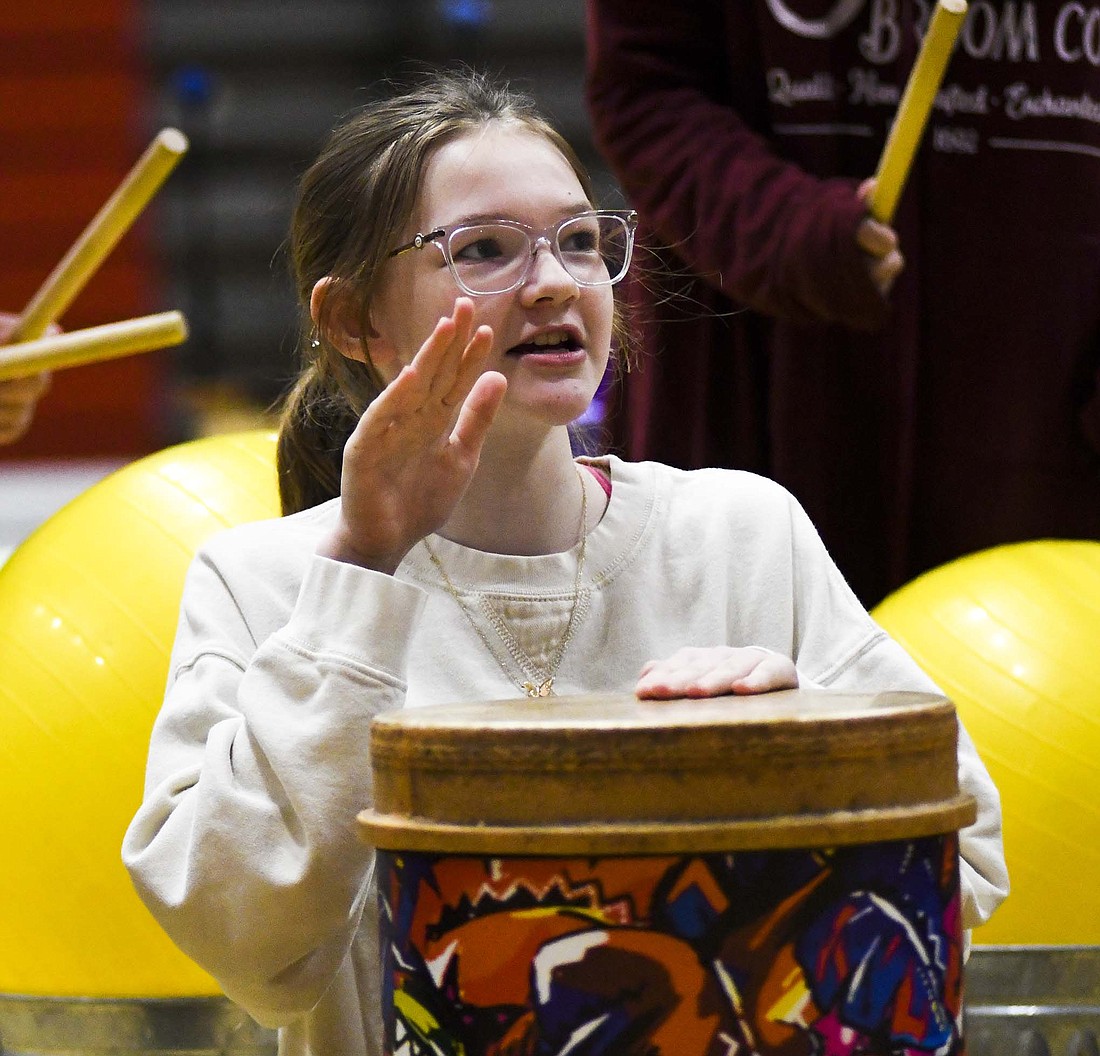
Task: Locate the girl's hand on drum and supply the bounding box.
[634,646,798,699]
[318,298,508,573]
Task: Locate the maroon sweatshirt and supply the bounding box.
[586,0,1100,605]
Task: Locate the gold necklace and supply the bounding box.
[422,467,588,698]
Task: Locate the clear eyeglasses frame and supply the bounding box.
[387,209,638,297]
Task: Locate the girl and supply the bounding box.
[123,71,1007,1056]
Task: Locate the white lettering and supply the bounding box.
[1001,2,1041,60]
[1088,8,1100,62]
[859,0,901,63]
[934,83,992,116]
[848,66,902,106]
[767,68,839,107]
[1055,4,1100,65]
[964,2,997,56]
[1055,4,1085,61]
[1003,81,1100,122]
[764,0,868,40]
[961,2,1040,61]
[933,126,981,153]
[913,0,932,39]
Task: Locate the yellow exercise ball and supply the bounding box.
[872,539,1100,946]
[0,430,280,997]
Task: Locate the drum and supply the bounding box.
[359,688,976,1056]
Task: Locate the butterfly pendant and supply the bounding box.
[522,678,554,698]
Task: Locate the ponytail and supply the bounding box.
[275,356,380,515]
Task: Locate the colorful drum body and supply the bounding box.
[360,689,976,1056]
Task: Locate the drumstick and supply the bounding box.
[11,128,189,343]
[0,311,188,382]
[868,0,968,223]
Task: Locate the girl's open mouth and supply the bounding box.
[508,331,582,356]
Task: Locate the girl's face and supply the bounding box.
[366,123,615,435]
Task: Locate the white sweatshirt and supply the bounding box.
[122,456,1008,1056]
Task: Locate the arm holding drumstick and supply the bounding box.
[1,128,189,444]
[0,312,190,443]
[854,0,968,297]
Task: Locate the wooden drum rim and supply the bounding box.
[360,793,976,855]
[361,688,971,852]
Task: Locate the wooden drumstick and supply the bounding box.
[868,0,968,223]
[11,128,189,343]
[0,311,189,382]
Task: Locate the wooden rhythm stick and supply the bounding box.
[0,311,188,382]
[11,128,189,343]
[868,0,968,223]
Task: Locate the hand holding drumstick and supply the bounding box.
[855,0,968,301]
[0,129,191,442]
[856,178,905,298]
[0,312,52,445]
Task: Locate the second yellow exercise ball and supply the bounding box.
[0,429,280,997]
[872,539,1100,945]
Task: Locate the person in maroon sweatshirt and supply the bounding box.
[585,0,1100,606]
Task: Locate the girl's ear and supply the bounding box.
[309,277,378,364]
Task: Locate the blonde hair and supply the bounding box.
[278,69,622,514]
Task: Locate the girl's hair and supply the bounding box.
[277,68,626,515]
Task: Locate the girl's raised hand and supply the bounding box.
[634,646,798,700]
[318,298,507,573]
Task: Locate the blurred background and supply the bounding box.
[0,0,614,558]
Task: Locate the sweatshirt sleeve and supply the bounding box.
[780,491,1010,929]
[122,543,427,1027]
[584,0,887,329]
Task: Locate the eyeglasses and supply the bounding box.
[387,209,638,296]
